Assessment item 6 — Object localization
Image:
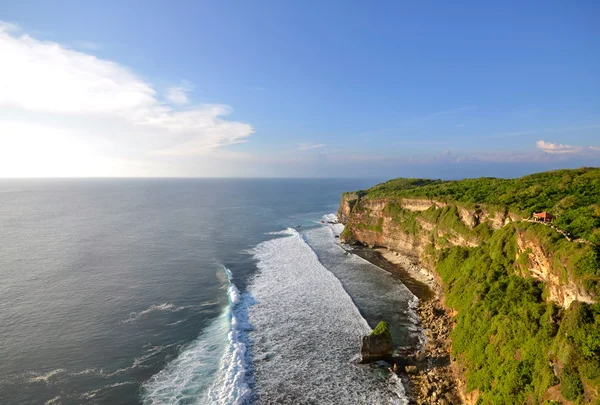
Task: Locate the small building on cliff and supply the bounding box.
[533,212,554,223]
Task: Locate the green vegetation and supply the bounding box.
[370,321,391,339]
[362,167,600,241]
[421,204,495,243]
[355,217,383,233]
[340,226,354,241]
[385,202,421,235]
[437,227,600,404]
[515,222,600,282]
[341,168,600,403]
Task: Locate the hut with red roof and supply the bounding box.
[533,212,554,223]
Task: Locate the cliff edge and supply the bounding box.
[340,168,600,404]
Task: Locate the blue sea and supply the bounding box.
[0,179,422,404]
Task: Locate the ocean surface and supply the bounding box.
[0,179,422,405]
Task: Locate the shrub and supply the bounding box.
[370,321,391,339]
[561,364,584,400]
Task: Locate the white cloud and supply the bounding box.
[590,146,600,152]
[0,21,253,177]
[536,140,582,154]
[165,86,191,105]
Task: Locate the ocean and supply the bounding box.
[0,179,422,404]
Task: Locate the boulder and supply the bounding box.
[405,365,419,375]
[360,321,393,362]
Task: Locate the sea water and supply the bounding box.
[0,178,419,404]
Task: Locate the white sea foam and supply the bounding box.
[73,368,101,376]
[199,299,220,307]
[142,267,252,405]
[321,213,338,223]
[28,368,65,384]
[80,388,101,400]
[43,396,61,405]
[249,227,409,404]
[321,213,344,235]
[107,380,136,388]
[310,221,426,353]
[104,366,132,378]
[165,319,185,326]
[133,345,168,369]
[121,303,188,323]
[205,268,252,405]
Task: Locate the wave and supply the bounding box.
[205,268,253,404]
[43,396,61,405]
[71,367,103,376]
[121,303,189,323]
[133,344,174,369]
[141,266,253,405]
[308,221,425,353]
[27,368,66,384]
[249,227,408,404]
[321,213,344,235]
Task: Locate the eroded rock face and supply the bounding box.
[340,194,595,309]
[339,197,476,260]
[515,231,595,308]
[338,193,360,223]
[360,334,393,363]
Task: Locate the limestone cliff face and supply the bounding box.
[338,192,360,223]
[339,195,510,262]
[340,196,430,258]
[515,230,595,307]
[339,194,594,308]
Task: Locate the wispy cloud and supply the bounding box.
[72,40,102,51]
[590,146,600,152]
[489,123,600,139]
[547,124,600,133]
[536,140,582,154]
[165,85,192,105]
[295,143,325,152]
[0,21,253,176]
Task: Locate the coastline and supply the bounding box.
[347,245,465,405]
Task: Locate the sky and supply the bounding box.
[0,0,599,178]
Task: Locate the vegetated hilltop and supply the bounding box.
[356,167,600,242]
[339,167,600,404]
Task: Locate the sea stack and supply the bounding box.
[360,321,393,363]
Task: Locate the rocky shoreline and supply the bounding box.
[400,298,464,405]
[349,246,466,404]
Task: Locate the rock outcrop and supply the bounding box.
[515,230,595,307]
[360,321,393,363]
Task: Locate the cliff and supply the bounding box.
[339,173,600,308]
[339,168,600,404]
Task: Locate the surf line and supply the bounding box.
[142,265,255,405]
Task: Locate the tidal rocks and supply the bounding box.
[360,321,393,363]
[402,298,464,405]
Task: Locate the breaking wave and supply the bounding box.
[141,266,253,405]
[249,227,408,404]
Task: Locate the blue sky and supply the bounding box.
[0,0,599,177]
